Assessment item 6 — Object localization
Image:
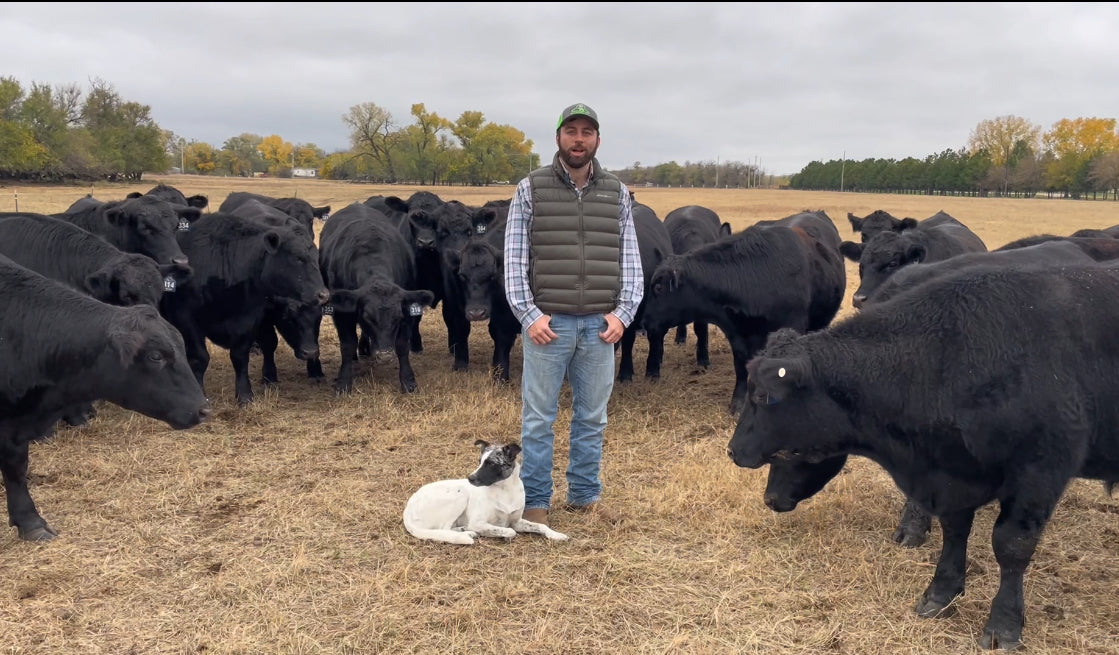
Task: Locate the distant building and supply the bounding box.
[292,168,317,178]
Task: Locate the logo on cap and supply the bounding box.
[571,104,590,116]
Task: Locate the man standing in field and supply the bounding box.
[503,103,644,526]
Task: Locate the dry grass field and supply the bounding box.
[1,175,1118,655]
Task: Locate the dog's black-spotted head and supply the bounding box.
[466,439,522,487]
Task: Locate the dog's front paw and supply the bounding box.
[547,530,571,541]
[498,527,517,539]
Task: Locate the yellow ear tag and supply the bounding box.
[778,367,786,378]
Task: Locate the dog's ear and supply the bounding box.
[474,439,490,450]
[503,443,522,459]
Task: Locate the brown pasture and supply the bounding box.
[1,176,1118,654]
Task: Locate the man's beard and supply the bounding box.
[559,143,598,169]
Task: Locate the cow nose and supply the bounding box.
[315,289,330,306]
[198,406,213,422]
[418,237,435,249]
[172,255,190,269]
[465,308,488,322]
[299,347,319,360]
[852,294,865,309]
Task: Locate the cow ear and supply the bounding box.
[839,241,863,262]
[263,230,282,253]
[187,195,209,209]
[126,191,144,199]
[84,270,112,299]
[905,243,928,264]
[407,290,435,308]
[752,356,808,400]
[329,289,360,313]
[177,207,202,223]
[898,218,919,231]
[104,206,128,227]
[720,222,733,237]
[847,213,863,233]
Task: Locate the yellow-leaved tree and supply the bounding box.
[968,115,1041,195]
[1043,117,1119,195]
[257,134,294,174]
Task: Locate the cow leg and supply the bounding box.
[357,329,372,359]
[395,323,419,393]
[0,434,57,541]
[979,485,1060,650]
[258,324,280,385]
[332,315,360,394]
[617,326,637,382]
[444,304,471,371]
[410,315,425,353]
[229,338,256,405]
[694,321,711,368]
[915,507,974,619]
[893,496,934,548]
[644,327,667,380]
[674,323,688,345]
[489,322,515,384]
[306,320,325,380]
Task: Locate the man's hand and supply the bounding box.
[527,315,556,345]
[599,314,625,344]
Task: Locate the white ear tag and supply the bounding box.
[163,276,177,292]
[408,303,424,316]
[778,367,786,378]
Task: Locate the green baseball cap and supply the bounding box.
[557,103,599,131]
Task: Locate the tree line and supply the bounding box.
[789,116,1119,199]
[2,76,1116,199]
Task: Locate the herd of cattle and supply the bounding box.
[3,182,1119,649]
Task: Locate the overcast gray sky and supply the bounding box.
[4,2,1117,175]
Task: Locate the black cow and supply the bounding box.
[762,238,1119,551]
[662,205,732,368]
[55,194,198,280]
[128,183,209,209]
[433,200,483,370]
[1070,224,1119,239]
[643,219,845,415]
[0,213,167,307]
[846,209,959,243]
[159,213,329,405]
[618,201,672,382]
[315,202,434,394]
[727,263,1119,650]
[755,209,842,249]
[1,255,210,541]
[443,213,521,383]
[221,198,324,384]
[840,218,987,308]
[219,191,331,237]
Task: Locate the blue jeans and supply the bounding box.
[520,313,616,509]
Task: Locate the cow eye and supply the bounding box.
[147,351,165,363]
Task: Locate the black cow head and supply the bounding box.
[85,253,165,307]
[103,195,196,273]
[330,280,434,354]
[446,240,503,322]
[259,227,330,308]
[846,232,928,308]
[728,329,849,470]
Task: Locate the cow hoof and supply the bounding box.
[915,593,958,619]
[979,624,1023,650]
[892,526,929,548]
[236,394,254,406]
[18,523,59,541]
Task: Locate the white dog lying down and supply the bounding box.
[403,440,570,545]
